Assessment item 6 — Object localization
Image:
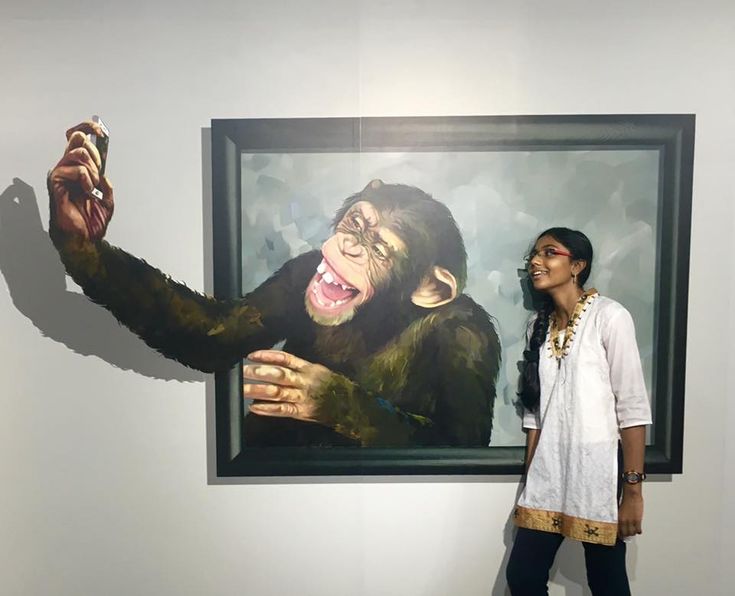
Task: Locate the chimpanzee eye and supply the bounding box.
[350,213,365,232]
[372,243,389,262]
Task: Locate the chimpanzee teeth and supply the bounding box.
[313,294,346,308]
[322,271,335,284]
[317,261,326,274]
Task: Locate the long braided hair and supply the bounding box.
[519,228,593,412]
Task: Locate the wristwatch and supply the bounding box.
[622,470,647,484]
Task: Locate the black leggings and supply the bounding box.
[506,527,631,596]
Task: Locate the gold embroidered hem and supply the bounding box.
[513,505,617,546]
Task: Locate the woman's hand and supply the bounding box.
[618,491,644,538]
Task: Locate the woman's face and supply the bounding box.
[526,234,580,292]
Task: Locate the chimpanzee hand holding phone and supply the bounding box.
[48,118,115,242]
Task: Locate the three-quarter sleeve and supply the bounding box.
[601,306,653,428]
[523,408,541,430]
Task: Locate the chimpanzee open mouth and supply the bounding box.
[308,258,360,311]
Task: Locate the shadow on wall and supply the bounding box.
[0,177,204,383]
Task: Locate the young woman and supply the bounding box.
[506,228,652,596]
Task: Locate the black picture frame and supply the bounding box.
[211,114,694,477]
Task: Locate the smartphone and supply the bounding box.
[89,115,109,200]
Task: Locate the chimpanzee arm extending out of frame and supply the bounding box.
[50,230,312,373]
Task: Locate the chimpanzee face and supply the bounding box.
[305,201,407,326]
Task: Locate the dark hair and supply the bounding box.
[333,180,468,293]
[519,227,594,411]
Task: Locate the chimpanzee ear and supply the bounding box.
[364,179,384,191]
[411,266,459,308]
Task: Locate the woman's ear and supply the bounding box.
[411,266,458,308]
[572,259,588,278]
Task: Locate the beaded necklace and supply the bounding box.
[548,288,598,364]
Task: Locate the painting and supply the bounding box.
[211,115,694,476]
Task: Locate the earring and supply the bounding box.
[572,273,577,285]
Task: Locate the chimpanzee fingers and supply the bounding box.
[59,147,100,184]
[243,364,303,388]
[243,383,304,403]
[98,176,115,211]
[247,350,311,372]
[65,129,103,169]
[52,165,96,195]
[82,136,102,168]
[248,402,301,418]
[65,121,105,141]
[63,133,99,165]
[87,200,111,239]
[64,131,90,158]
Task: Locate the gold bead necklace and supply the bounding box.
[548,289,598,361]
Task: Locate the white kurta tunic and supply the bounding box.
[514,294,652,545]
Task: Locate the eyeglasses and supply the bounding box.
[524,247,573,267]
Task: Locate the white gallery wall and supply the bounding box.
[1,1,733,594]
